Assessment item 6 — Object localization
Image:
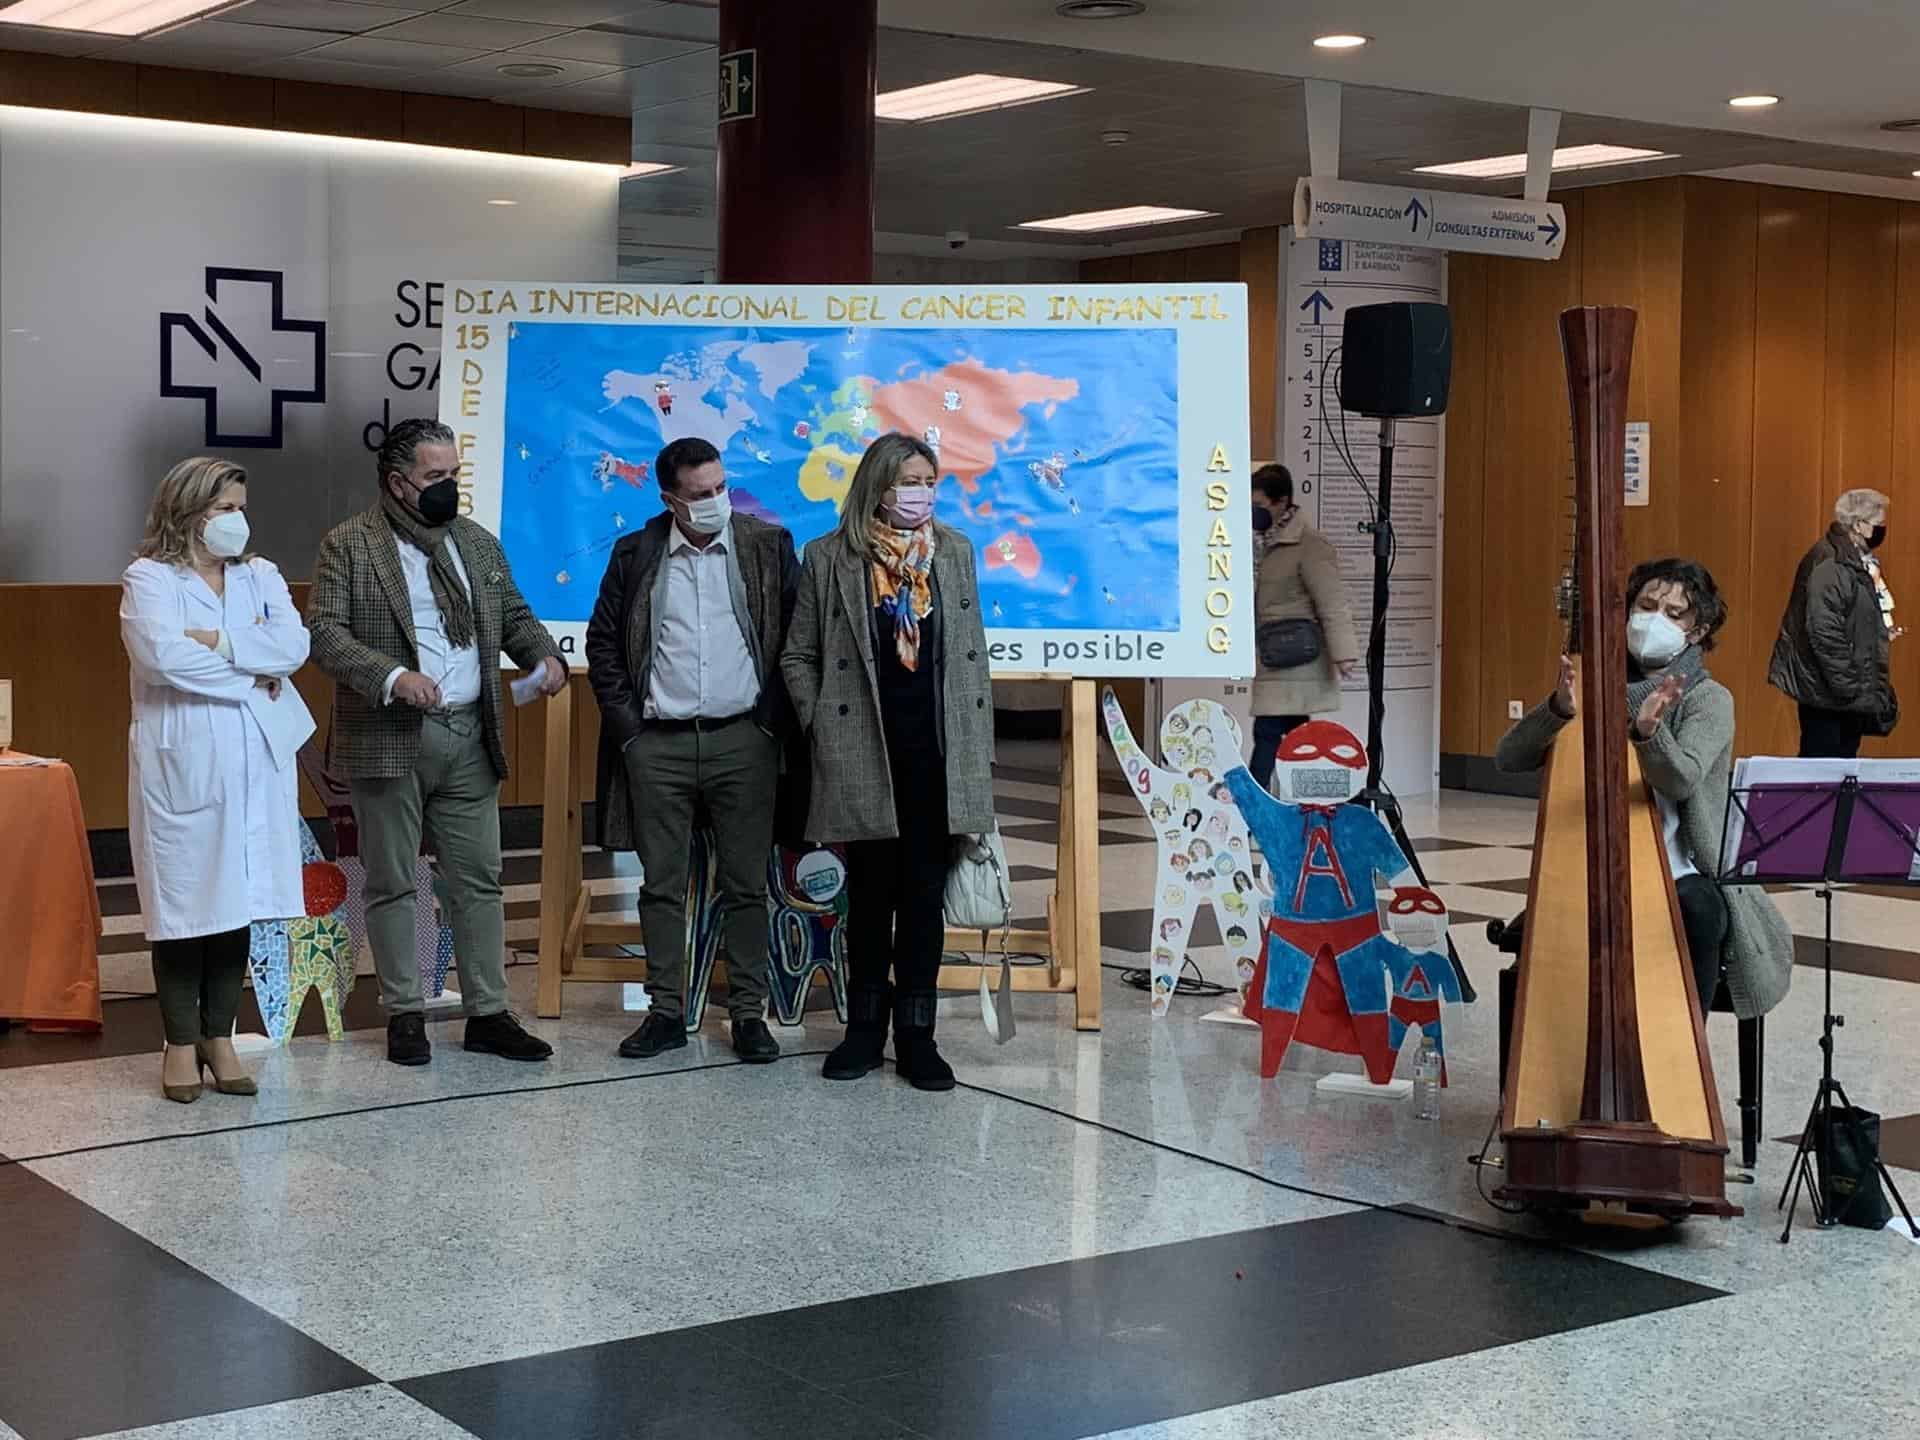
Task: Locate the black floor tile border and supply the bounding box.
[398,1209,1723,1440]
[0,1160,373,1440]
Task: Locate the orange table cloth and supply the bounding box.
[0,756,103,1029]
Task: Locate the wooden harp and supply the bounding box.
[1496,306,1738,1218]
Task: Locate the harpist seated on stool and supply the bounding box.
[1494,556,1793,1031]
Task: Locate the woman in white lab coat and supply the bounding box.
[121,457,314,1103]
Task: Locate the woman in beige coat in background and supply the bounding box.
[1249,463,1360,789]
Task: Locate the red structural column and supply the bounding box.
[716,0,877,283]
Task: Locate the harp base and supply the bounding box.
[1497,1123,1742,1219]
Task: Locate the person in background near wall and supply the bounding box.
[1497,558,1793,1033]
[1248,463,1359,791]
[781,433,996,1091]
[1771,487,1900,758]
[121,458,314,1103]
[308,419,567,1068]
[585,437,799,1064]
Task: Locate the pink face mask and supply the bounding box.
[883,484,936,529]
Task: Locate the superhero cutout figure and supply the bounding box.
[1102,688,1267,1015]
[1222,720,1461,1081]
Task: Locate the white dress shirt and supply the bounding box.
[382,538,483,707]
[646,521,760,720]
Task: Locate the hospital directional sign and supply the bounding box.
[1293,177,1568,261]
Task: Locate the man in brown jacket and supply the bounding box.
[308,418,566,1067]
[1250,463,1360,789]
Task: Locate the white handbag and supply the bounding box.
[944,829,1017,1045]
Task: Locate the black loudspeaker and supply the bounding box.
[1338,301,1452,418]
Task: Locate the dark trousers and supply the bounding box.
[1249,714,1310,792]
[845,765,950,994]
[1675,874,1730,1015]
[151,927,250,1047]
[1798,704,1866,759]
[627,719,778,1022]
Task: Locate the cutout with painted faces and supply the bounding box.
[1272,719,1367,805]
[1383,885,1449,953]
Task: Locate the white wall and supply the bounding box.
[0,107,619,582]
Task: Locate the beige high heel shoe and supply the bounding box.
[162,1044,202,1105]
[196,1039,258,1097]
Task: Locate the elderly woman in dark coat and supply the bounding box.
[780,433,996,1091]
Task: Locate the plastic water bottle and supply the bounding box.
[1413,1037,1442,1121]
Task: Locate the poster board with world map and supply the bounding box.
[441,283,1253,676]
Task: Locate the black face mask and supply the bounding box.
[1868,523,1888,551]
[400,477,459,527]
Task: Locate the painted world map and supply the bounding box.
[500,323,1182,630]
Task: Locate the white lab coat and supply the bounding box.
[121,557,316,942]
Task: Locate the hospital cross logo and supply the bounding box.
[159,267,326,449]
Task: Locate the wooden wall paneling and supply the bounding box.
[1079,256,1131,283]
[1476,194,1586,741]
[1579,179,1685,562]
[401,93,526,155]
[272,80,407,144]
[1868,202,1920,757]
[1746,187,1833,759]
[0,54,136,114]
[1821,195,1900,511]
[1677,180,1761,740]
[0,586,131,829]
[135,65,275,129]
[1439,254,1489,756]
[1241,226,1281,461]
[1181,243,1241,281]
[521,109,631,165]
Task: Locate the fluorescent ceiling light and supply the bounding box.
[1313,34,1370,50]
[1729,94,1781,108]
[620,162,680,178]
[876,74,1086,123]
[0,0,239,35]
[486,198,519,206]
[1415,144,1673,179]
[1016,204,1216,233]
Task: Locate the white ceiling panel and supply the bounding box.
[623,48,712,107]
[510,27,704,67]
[444,0,659,25]
[603,2,718,44]
[301,33,486,69]
[368,13,571,50]
[226,0,417,30]
[122,20,339,59]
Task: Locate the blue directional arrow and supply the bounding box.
[1539,213,1562,245]
[1300,290,1334,324]
[1406,196,1429,232]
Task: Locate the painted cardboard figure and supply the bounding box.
[1223,720,1461,1080]
[1103,688,1266,1015]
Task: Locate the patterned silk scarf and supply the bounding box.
[380,489,476,649]
[869,519,938,672]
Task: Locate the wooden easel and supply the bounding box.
[937,674,1102,1031]
[534,675,1104,1031]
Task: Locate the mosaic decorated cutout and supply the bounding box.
[1102,688,1268,1016]
[246,822,357,1044]
[1222,720,1462,1081]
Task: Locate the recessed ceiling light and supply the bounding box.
[1728,94,1781,108]
[876,74,1086,122]
[1882,119,1920,133]
[1416,144,1674,179]
[499,63,566,79]
[1912,170,1920,178]
[0,0,236,34]
[620,162,680,179]
[1313,34,1370,50]
[487,198,519,207]
[1017,205,1216,233]
[1056,1,1145,16]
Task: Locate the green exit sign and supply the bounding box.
[718,49,757,123]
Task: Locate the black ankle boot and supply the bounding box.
[893,990,955,1092]
[822,984,892,1081]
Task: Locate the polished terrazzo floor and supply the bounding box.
[2,744,1916,1439]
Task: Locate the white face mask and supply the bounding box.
[673,489,731,536]
[1627,610,1688,667]
[202,511,250,559]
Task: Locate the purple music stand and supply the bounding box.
[1719,764,1920,1242]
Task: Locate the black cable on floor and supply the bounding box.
[0,1048,834,1170]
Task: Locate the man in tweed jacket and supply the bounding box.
[309,419,566,1066]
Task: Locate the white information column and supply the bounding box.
[1284,237,1445,797]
